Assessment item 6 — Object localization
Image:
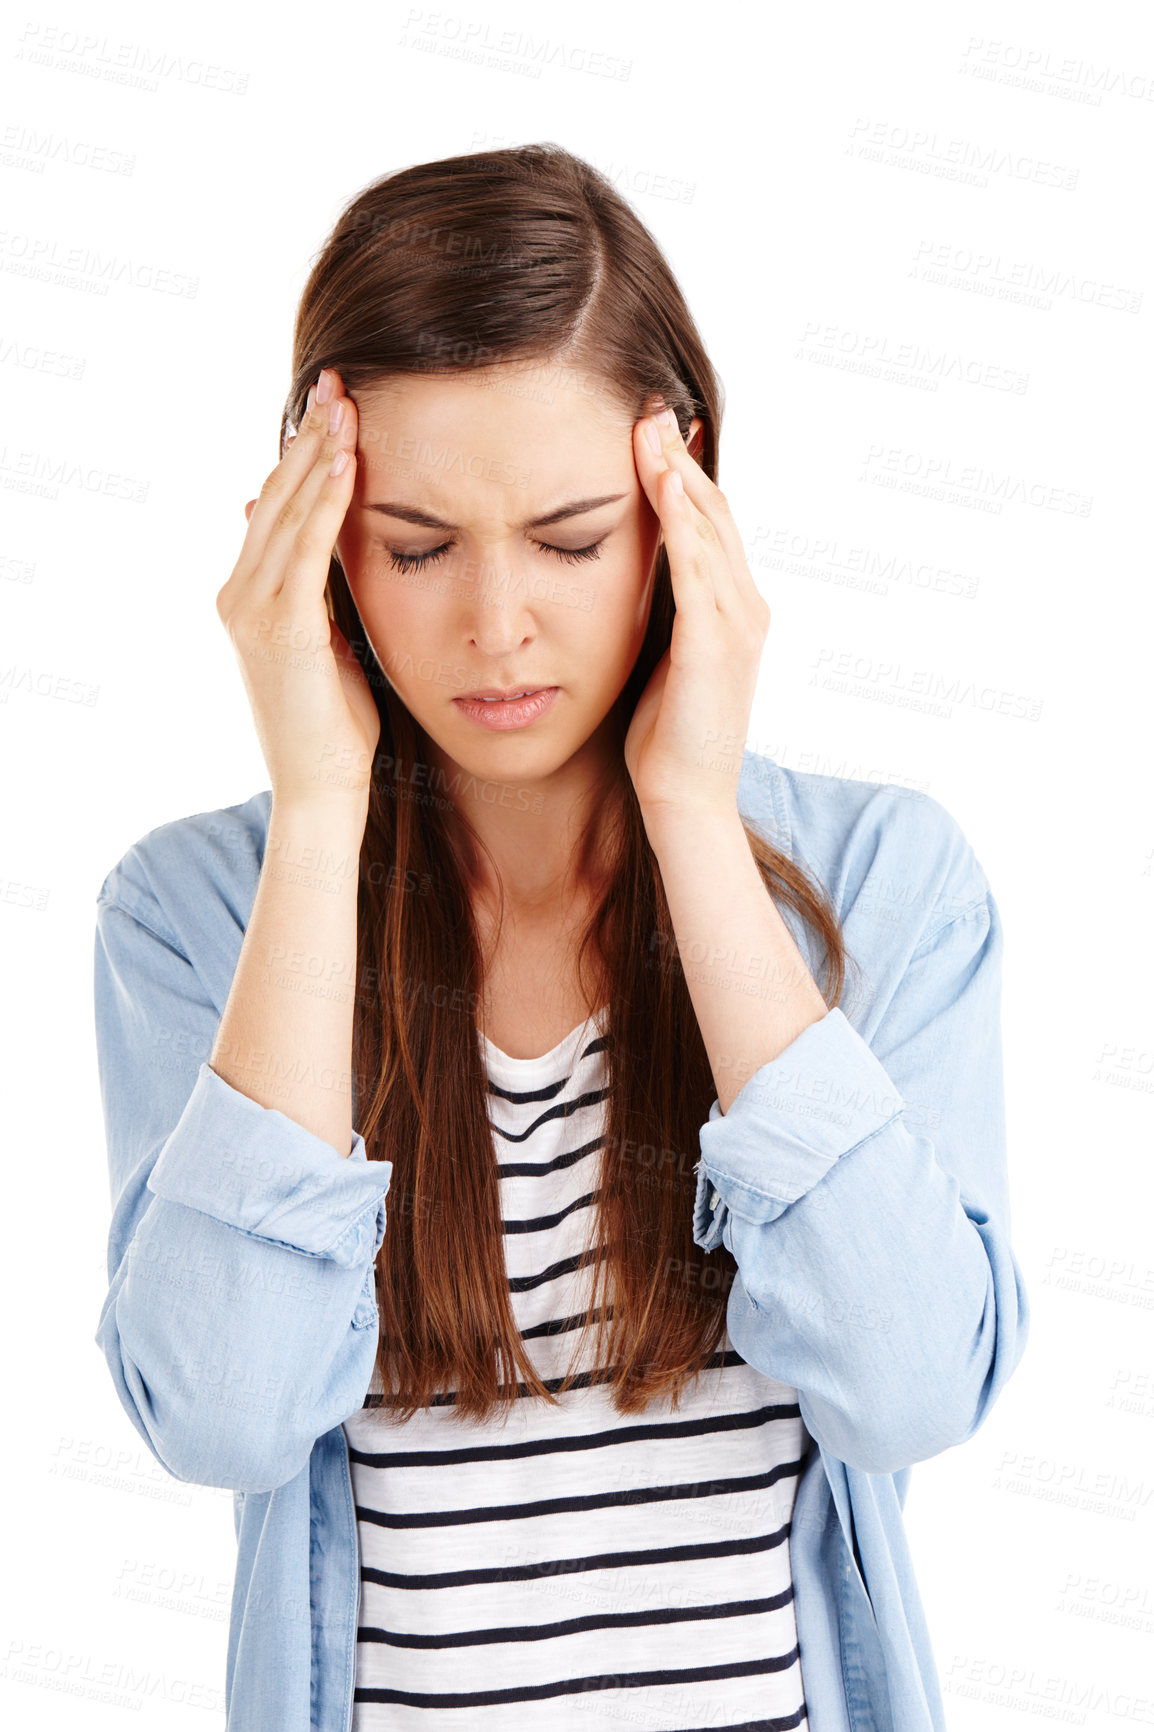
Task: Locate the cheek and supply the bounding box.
[343,558,406,659]
[578,556,653,660]
[345,561,455,700]
[614,519,661,608]
[345,546,406,618]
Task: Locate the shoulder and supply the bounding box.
[95,788,272,952]
[737,749,991,950]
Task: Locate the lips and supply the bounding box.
[452,686,561,730]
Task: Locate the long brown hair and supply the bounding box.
[282,144,854,1422]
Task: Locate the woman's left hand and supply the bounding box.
[623,407,771,823]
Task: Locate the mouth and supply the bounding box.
[452,686,561,731]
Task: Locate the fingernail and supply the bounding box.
[644,417,662,455]
[316,369,334,405]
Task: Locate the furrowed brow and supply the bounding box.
[363,493,628,531]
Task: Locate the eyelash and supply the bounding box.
[383,538,606,574]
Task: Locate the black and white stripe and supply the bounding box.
[343,1006,811,1729]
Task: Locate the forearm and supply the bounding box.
[644,807,829,1115]
[681,881,1031,1473]
[210,794,368,1155]
[711,1088,1030,1472]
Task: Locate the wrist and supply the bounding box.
[269,785,371,833]
[263,795,367,898]
[641,799,745,852]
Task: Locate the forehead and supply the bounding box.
[353,362,632,445]
[349,363,637,511]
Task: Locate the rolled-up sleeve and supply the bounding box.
[147,1062,388,1266]
[691,888,1030,1475]
[93,892,392,1494]
[693,1008,902,1242]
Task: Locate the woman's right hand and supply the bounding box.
[216,367,381,811]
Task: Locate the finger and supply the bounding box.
[636,410,746,573]
[637,412,762,637]
[276,396,360,603]
[235,378,358,603]
[633,413,742,612]
[641,457,724,627]
[234,370,351,580]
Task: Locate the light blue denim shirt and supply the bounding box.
[92,749,1030,1732]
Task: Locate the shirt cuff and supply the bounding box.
[692,1008,904,1251]
[146,1061,392,1266]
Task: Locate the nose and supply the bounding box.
[456,544,544,655]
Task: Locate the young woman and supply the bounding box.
[94,145,1031,1732]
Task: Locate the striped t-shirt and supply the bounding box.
[342,1004,812,1730]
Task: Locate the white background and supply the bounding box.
[3,0,1152,1724]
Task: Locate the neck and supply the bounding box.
[428,722,628,917]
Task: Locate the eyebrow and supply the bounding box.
[362,493,629,531]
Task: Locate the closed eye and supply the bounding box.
[383,538,606,574]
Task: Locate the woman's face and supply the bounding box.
[333,362,675,792]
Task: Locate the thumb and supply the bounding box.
[244,499,256,523]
